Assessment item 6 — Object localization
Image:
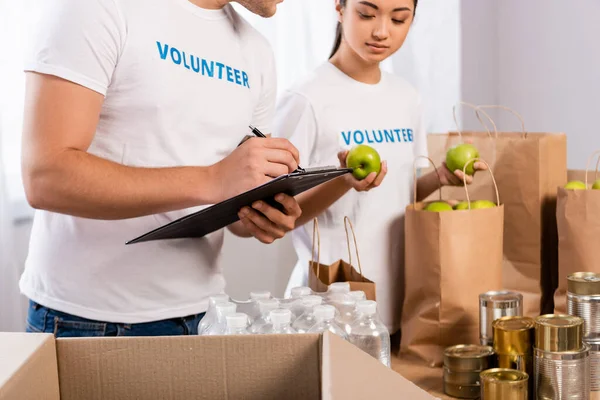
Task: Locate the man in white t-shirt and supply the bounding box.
[20,0,300,337]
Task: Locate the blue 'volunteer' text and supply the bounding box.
[341,129,414,146]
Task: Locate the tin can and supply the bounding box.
[591,342,600,395]
[534,344,590,400]
[493,316,535,397]
[480,291,523,346]
[535,314,584,352]
[443,344,497,399]
[568,273,600,343]
[480,368,528,400]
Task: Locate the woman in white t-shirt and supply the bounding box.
[274,0,485,332]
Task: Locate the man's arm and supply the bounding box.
[21,73,300,221]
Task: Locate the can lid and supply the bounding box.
[480,291,523,308]
[480,368,529,383]
[535,314,584,352]
[444,345,495,371]
[493,316,535,355]
[568,272,600,296]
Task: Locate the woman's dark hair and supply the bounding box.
[329,0,418,58]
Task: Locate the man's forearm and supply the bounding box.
[23,149,217,220]
[416,169,442,202]
[295,177,352,227]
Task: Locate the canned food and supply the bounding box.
[591,342,600,394]
[444,344,497,371]
[493,316,535,355]
[534,344,590,400]
[480,291,523,346]
[535,314,584,352]
[480,368,528,400]
[493,316,535,397]
[568,273,600,344]
[443,345,497,399]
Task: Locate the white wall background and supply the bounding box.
[2,0,600,329]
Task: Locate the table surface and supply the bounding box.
[391,355,456,400]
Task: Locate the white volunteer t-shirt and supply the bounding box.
[20,0,277,323]
[275,62,428,332]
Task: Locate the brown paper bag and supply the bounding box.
[400,157,504,367]
[554,152,600,313]
[426,103,567,317]
[308,217,376,300]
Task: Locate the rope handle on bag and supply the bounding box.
[311,217,322,280]
[412,156,444,205]
[344,216,363,277]
[462,158,501,209]
[475,105,527,139]
[452,101,498,141]
[585,150,600,187]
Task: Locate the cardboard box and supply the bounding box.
[0,332,438,400]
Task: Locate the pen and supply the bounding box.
[248,125,305,173]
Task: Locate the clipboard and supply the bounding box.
[126,166,352,244]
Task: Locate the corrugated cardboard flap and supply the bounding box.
[321,332,439,399]
[56,334,322,400]
[0,333,60,400]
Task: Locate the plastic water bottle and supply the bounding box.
[292,295,323,333]
[349,291,367,302]
[308,305,348,339]
[259,309,297,334]
[248,299,279,334]
[224,313,250,335]
[279,287,312,320]
[331,294,359,335]
[203,302,237,335]
[198,293,230,335]
[246,290,272,320]
[348,300,391,367]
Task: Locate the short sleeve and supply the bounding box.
[413,95,430,169]
[273,91,318,167]
[250,44,277,134]
[24,0,126,96]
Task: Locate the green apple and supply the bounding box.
[346,145,382,180]
[424,201,454,212]
[564,180,587,190]
[592,180,600,190]
[446,144,480,176]
[471,200,497,209]
[454,201,470,210]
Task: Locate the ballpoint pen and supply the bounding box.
[248,125,305,173]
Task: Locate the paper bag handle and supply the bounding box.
[584,150,600,187]
[344,216,363,277]
[412,156,444,205]
[475,105,527,139]
[453,101,498,140]
[462,158,501,209]
[311,218,321,279]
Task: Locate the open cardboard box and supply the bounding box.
[0,332,438,400]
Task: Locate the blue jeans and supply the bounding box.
[26,300,205,337]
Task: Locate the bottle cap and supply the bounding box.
[258,299,279,313]
[301,295,322,308]
[327,283,350,294]
[357,300,377,315]
[209,294,230,305]
[291,287,312,298]
[270,309,292,325]
[314,305,336,320]
[329,293,355,307]
[250,291,271,300]
[226,313,248,329]
[349,291,367,302]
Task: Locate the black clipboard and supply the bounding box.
[126,166,352,244]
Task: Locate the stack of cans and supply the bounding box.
[443,345,496,399]
[480,368,529,400]
[568,272,600,399]
[534,314,590,399]
[480,291,523,346]
[492,316,535,397]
